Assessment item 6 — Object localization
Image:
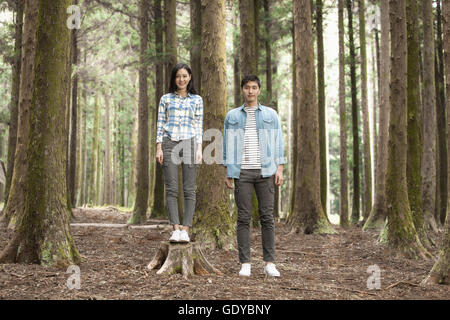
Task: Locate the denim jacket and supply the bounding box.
[222,103,286,178]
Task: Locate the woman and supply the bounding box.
[155,63,203,243]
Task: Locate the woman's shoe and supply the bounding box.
[179,229,190,243]
[169,229,181,242]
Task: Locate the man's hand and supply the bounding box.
[275,165,284,186]
[225,177,234,189]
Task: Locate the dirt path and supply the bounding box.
[0,207,448,300]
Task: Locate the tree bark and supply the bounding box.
[233,4,240,108]
[80,79,87,206]
[4,0,24,210]
[290,0,335,235]
[423,0,450,283]
[164,0,177,92]
[0,0,80,267]
[406,0,427,246]
[421,0,439,234]
[338,0,349,227]
[152,0,166,218]
[103,92,112,205]
[1,0,36,227]
[316,0,328,216]
[239,0,257,76]
[347,0,361,225]
[190,0,201,94]
[148,241,222,279]
[436,0,448,226]
[88,96,100,205]
[380,0,430,259]
[364,0,390,231]
[359,0,372,224]
[194,0,235,247]
[129,0,150,224]
[69,0,79,208]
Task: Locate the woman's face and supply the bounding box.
[175,68,191,92]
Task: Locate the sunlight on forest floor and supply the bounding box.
[329,214,340,225]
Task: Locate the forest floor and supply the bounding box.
[0,206,449,300]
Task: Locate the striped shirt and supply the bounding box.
[241,106,261,169]
[156,92,203,144]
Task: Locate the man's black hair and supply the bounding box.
[169,63,197,94]
[241,74,261,89]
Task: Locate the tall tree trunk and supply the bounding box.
[421,0,439,234]
[406,0,427,246]
[152,0,165,217]
[436,0,448,225]
[290,0,335,235]
[239,0,259,227]
[373,27,379,168]
[88,96,100,205]
[75,88,82,207]
[129,0,150,224]
[194,0,234,246]
[364,0,390,231]
[239,0,257,76]
[338,0,349,227]
[254,0,261,73]
[69,0,79,208]
[103,92,112,205]
[380,0,430,259]
[1,0,35,226]
[424,0,450,283]
[263,0,279,219]
[289,26,298,220]
[164,0,177,91]
[316,0,328,216]
[4,0,24,210]
[359,0,372,224]
[233,4,240,108]
[347,0,361,225]
[190,0,201,94]
[80,81,87,206]
[0,0,80,266]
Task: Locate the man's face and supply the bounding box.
[242,81,261,104]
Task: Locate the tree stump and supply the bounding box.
[147,241,222,278]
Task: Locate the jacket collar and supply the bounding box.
[238,102,262,111]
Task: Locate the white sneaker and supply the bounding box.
[239,263,251,277]
[169,229,181,242]
[264,263,280,277]
[179,229,190,243]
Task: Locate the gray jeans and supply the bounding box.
[234,169,275,263]
[162,136,197,227]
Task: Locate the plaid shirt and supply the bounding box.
[156,92,204,144]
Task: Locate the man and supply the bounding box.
[222,74,286,277]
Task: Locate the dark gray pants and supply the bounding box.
[234,169,275,263]
[162,137,197,227]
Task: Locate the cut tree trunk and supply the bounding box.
[147,241,222,278]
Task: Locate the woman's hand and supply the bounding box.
[195,143,202,164]
[156,143,163,165]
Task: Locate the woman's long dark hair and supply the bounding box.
[169,63,197,95]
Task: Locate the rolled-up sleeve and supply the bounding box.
[275,113,286,166]
[194,96,204,144]
[222,113,229,167]
[156,96,166,144]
